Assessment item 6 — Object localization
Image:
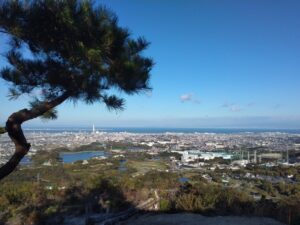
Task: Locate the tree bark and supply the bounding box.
[0,93,69,180]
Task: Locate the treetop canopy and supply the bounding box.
[0,0,153,111]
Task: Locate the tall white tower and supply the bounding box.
[92,124,95,133]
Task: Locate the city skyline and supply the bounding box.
[1,0,300,128]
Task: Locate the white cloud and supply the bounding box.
[229,105,242,112]
[222,102,242,112]
[180,93,200,104]
[180,93,192,102]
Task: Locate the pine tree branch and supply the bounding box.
[0,92,69,180]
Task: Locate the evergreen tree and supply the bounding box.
[0,0,153,180]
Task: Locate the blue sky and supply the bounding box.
[1,0,300,128]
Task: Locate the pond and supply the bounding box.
[179,177,190,183]
[60,151,108,163]
[118,159,127,172]
[20,156,31,165]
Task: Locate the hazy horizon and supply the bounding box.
[18,115,300,130]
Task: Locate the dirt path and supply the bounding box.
[121,213,284,225]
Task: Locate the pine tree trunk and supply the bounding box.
[0,93,69,180]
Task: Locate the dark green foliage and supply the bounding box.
[139,171,180,189]
[0,0,153,113]
[86,176,130,211]
[29,98,58,119]
[0,182,46,213]
[0,127,6,134]
[159,199,172,211]
[73,142,106,152]
[158,151,182,160]
[259,180,276,196]
[1,158,300,224]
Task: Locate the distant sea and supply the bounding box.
[23,127,300,134]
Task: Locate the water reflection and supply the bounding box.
[60,151,108,163]
[118,159,127,172]
[179,177,190,183]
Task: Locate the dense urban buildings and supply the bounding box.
[1,129,299,167]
